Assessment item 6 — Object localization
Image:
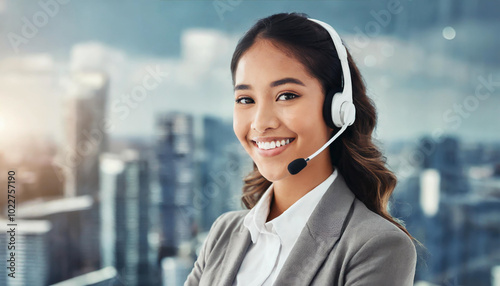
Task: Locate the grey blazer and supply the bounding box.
[185,173,417,286]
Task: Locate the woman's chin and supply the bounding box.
[258,166,289,182]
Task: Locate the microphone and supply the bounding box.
[287,124,348,175]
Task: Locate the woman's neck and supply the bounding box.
[266,160,334,222]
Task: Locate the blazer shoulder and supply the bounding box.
[346,198,416,252]
[339,198,417,285]
[201,209,250,256]
[211,209,250,235]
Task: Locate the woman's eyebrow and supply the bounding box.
[234,77,306,91]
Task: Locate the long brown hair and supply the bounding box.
[230,12,412,239]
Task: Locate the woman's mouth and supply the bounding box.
[251,138,295,157]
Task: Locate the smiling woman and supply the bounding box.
[185,12,417,286]
[233,39,333,191]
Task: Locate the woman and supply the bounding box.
[185,12,417,286]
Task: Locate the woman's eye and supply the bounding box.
[235,97,254,104]
[277,93,298,101]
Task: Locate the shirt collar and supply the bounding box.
[243,182,274,243]
[243,169,338,245]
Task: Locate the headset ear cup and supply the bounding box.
[322,89,336,129]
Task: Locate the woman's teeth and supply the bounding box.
[256,139,292,150]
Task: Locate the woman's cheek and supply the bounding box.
[233,114,248,146]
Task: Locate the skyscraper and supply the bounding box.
[155,112,195,258]
[199,116,248,231]
[54,70,109,275]
[59,70,109,198]
[391,136,500,285]
[15,196,96,284]
[100,150,159,286]
[161,256,194,286]
[0,220,51,286]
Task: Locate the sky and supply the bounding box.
[0,0,499,145]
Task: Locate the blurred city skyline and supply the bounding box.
[0,0,499,147]
[0,1,499,285]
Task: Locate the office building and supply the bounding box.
[100,150,159,286]
[155,112,196,258]
[16,196,96,284]
[0,220,51,286]
[60,70,109,198]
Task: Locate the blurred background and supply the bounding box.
[0,0,499,285]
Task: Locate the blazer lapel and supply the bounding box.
[217,230,252,286]
[273,173,355,285]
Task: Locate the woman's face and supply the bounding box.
[233,39,333,182]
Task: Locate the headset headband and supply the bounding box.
[307,18,353,111]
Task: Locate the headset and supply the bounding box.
[287,18,356,175]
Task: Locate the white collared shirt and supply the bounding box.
[232,169,338,286]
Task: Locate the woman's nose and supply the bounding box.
[251,101,280,133]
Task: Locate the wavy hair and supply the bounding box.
[230,12,412,239]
